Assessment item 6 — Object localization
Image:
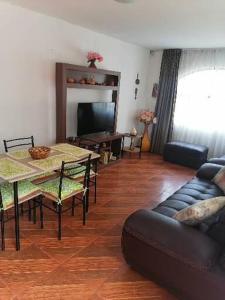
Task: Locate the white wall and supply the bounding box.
[0,2,153,150]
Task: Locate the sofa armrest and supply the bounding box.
[123,209,220,270]
[208,158,225,166]
[196,163,223,180]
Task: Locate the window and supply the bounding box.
[173,69,225,157]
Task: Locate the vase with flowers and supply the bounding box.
[87,51,103,68]
[137,110,156,152]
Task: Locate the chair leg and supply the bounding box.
[20,203,24,216]
[57,204,62,240]
[1,210,5,251]
[82,195,86,226]
[28,200,32,221]
[13,181,20,251]
[71,196,75,216]
[39,196,44,229]
[86,188,89,213]
[33,200,36,224]
[94,177,97,204]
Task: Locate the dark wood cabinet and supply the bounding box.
[56,63,121,143]
[78,133,124,156]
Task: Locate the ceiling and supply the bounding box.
[3,0,225,49]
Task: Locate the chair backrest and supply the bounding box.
[3,136,34,152]
[58,154,91,201]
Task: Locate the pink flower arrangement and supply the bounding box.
[137,110,155,125]
[87,51,103,62]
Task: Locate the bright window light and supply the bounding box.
[174,69,225,134]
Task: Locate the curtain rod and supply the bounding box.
[150,47,225,53]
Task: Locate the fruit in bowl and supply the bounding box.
[29,146,51,160]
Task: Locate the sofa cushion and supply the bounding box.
[154,178,223,218]
[153,177,225,242]
[173,197,225,225]
[197,163,223,181]
[213,166,225,193]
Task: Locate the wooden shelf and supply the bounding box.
[66,83,119,91]
[56,63,121,143]
[64,64,120,76]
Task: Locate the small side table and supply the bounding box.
[122,133,143,159]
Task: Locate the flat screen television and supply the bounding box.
[77,102,115,136]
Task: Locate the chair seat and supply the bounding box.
[1,180,42,210]
[38,177,84,202]
[64,165,96,180]
[29,171,58,184]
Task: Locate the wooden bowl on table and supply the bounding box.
[29,146,51,160]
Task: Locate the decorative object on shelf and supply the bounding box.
[152,83,159,98]
[86,77,96,85]
[110,154,117,161]
[79,78,86,84]
[110,80,115,86]
[100,150,109,164]
[67,78,76,84]
[135,73,140,100]
[28,146,51,160]
[87,51,103,68]
[130,127,137,136]
[137,110,155,152]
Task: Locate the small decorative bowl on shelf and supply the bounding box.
[29,146,51,160]
[67,78,76,84]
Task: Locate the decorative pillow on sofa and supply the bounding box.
[173,197,225,225]
[212,166,225,193]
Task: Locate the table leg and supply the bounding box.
[13,181,20,251]
[121,136,124,158]
[94,159,98,204]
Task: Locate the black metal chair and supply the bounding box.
[0,181,43,250]
[3,136,34,152]
[3,136,55,220]
[3,136,36,221]
[36,154,91,240]
[67,136,98,204]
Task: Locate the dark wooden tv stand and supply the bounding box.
[68,132,125,158]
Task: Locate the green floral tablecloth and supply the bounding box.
[7,149,30,160]
[51,144,92,158]
[0,158,34,180]
[28,153,76,171]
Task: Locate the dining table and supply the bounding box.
[0,143,100,250]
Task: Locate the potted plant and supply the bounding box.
[87,52,103,68]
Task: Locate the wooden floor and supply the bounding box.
[0,153,195,300]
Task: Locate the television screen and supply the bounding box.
[77,102,115,136]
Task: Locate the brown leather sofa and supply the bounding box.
[122,162,225,300]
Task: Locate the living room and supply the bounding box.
[1,0,225,299]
